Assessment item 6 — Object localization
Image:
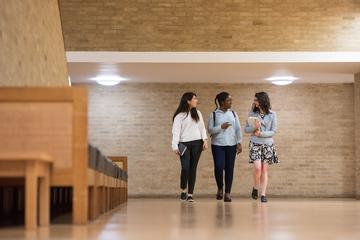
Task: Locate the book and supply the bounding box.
[178,143,187,156]
[247,116,260,128]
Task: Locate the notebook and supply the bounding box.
[247,116,260,128]
[178,143,187,156]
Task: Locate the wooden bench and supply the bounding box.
[0,87,128,226]
[0,153,53,230]
[109,156,128,203]
[88,146,128,220]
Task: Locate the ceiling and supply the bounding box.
[68,62,360,85]
[67,52,360,85]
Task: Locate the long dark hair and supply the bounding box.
[172,92,200,122]
[214,91,230,110]
[252,92,271,114]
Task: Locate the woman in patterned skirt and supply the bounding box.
[245,92,279,203]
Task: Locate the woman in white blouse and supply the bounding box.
[172,92,208,202]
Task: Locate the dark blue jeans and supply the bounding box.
[211,145,237,194]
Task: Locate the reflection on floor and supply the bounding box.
[0,198,360,240]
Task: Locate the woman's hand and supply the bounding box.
[255,120,261,129]
[221,122,231,129]
[253,130,261,137]
[174,149,180,155]
[236,143,242,154]
[203,141,208,150]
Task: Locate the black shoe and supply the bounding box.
[216,189,223,200]
[251,188,258,200]
[261,195,268,203]
[187,195,194,202]
[180,192,187,201]
[224,193,232,202]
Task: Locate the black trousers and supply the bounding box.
[179,139,203,194]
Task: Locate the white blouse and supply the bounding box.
[171,110,208,151]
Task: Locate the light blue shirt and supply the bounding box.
[244,110,277,145]
[208,109,243,146]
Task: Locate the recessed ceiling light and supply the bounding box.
[265,76,298,81]
[271,80,294,86]
[265,76,298,86]
[90,75,128,86]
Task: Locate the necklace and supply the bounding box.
[259,112,265,119]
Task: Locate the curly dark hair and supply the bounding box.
[252,92,271,114]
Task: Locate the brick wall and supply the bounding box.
[58,0,360,51]
[0,0,68,86]
[355,73,360,199]
[83,82,355,197]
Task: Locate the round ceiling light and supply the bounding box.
[90,75,128,86]
[265,76,298,86]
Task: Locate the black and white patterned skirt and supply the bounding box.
[249,141,279,165]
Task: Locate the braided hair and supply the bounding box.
[214,91,230,110]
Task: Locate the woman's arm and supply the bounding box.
[259,112,277,138]
[244,112,256,133]
[207,112,222,135]
[234,112,243,144]
[171,115,181,151]
[198,111,208,141]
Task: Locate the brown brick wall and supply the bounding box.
[58,0,360,51]
[0,0,68,86]
[83,83,355,197]
[355,73,360,199]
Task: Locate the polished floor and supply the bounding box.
[0,198,360,240]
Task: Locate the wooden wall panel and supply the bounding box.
[0,103,73,168]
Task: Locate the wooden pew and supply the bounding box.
[109,156,128,203]
[0,153,53,230]
[0,87,127,226]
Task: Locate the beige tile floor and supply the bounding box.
[0,198,360,240]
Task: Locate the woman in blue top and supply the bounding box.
[245,92,279,203]
[208,92,243,202]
